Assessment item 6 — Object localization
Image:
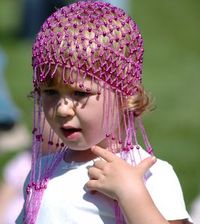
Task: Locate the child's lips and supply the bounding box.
[61,127,82,140]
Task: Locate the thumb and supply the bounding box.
[138,156,157,176]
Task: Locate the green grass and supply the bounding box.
[131,0,200,210]
[4,41,33,129]
[0,0,200,211]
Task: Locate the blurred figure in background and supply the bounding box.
[0,48,19,130]
[0,151,31,224]
[0,46,30,223]
[21,0,75,39]
[104,0,129,11]
[0,47,30,152]
[21,0,129,39]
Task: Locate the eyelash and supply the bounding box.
[74,91,90,97]
[42,89,58,96]
[42,89,90,98]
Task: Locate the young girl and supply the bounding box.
[17,1,192,223]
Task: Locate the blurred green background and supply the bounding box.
[0,0,199,212]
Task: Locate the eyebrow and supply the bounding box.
[40,78,58,87]
[40,73,99,92]
[41,80,91,92]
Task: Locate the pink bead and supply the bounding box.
[79,84,84,88]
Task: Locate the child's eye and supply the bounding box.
[74,91,90,98]
[42,89,59,96]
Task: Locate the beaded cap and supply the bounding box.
[32,0,144,96]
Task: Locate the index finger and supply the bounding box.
[91,146,115,162]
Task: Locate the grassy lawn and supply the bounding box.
[131,0,200,209]
[0,0,199,211]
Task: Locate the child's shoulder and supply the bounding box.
[138,146,191,221]
[124,145,179,185]
[138,146,176,177]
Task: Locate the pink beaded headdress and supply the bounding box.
[24,0,153,223]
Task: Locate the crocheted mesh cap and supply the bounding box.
[32,0,144,96]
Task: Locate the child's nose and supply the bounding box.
[56,97,75,118]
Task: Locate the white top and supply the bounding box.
[16,147,192,223]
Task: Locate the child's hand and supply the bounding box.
[86,146,156,202]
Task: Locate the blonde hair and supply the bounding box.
[126,85,153,116]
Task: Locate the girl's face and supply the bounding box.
[40,74,116,151]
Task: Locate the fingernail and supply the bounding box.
[152,156,157,163]
[91,146,96,151]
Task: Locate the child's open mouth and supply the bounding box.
[61,127,82,140]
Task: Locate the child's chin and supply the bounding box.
[65,143,92,151]
[68,146,91,151]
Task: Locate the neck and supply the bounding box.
[63,148,97,163]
